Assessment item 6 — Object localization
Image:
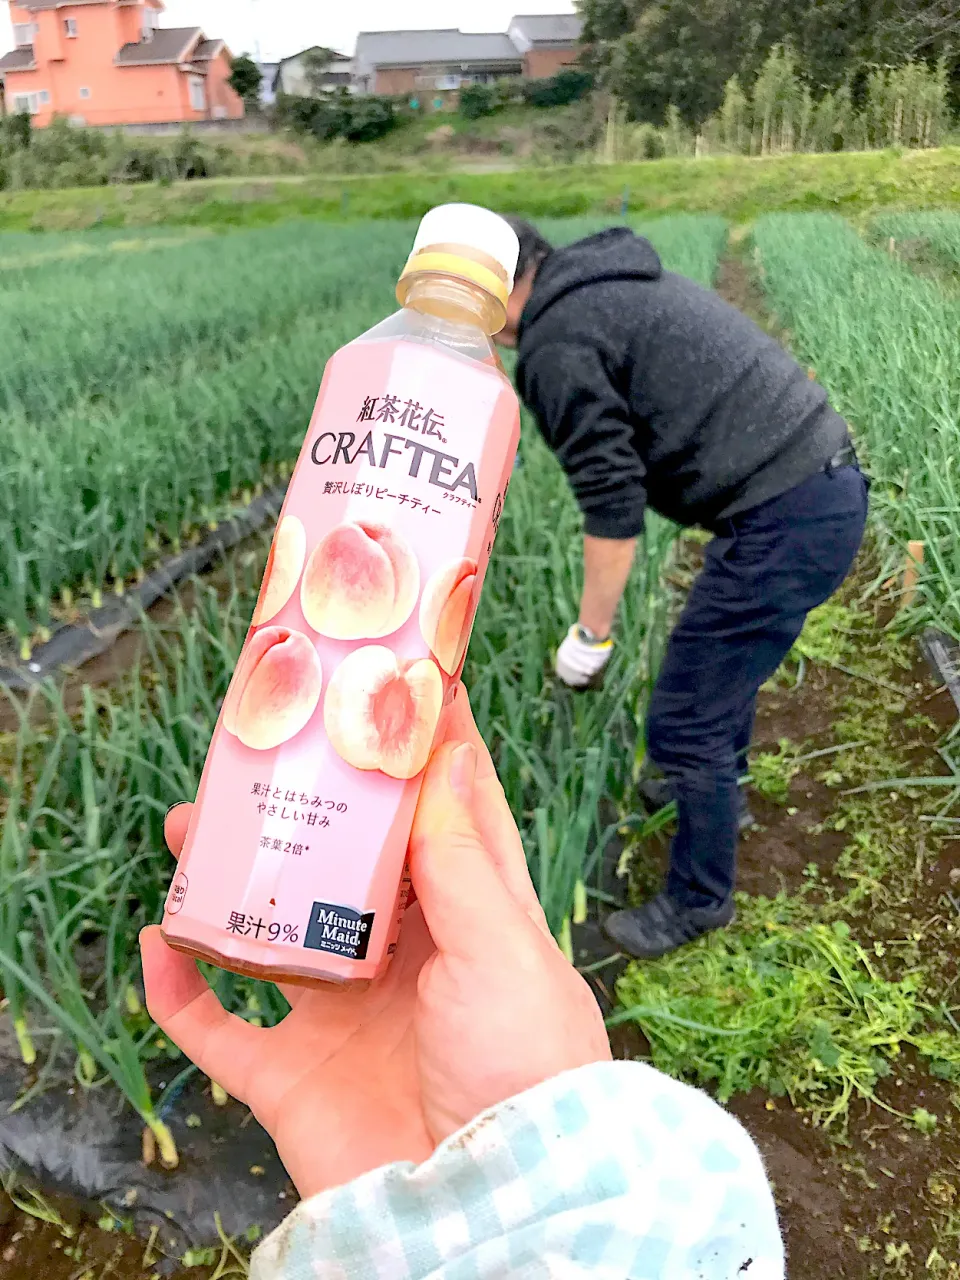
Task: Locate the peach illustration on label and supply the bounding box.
[223,626,323,751]
[419,558,478,675]
[252,516,307,626]
[301,522,420,640]
[324,645,443,780]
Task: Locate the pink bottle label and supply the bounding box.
[162,336,520,983]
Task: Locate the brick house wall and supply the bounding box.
[523,46,578,79]
[374,67,418,95]
[354,19,582,98]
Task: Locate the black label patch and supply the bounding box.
[303,902,375,960]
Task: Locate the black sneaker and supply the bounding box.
[603,892,736,960]
[636,776,755,831]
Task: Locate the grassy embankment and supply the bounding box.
[0,146,958,231]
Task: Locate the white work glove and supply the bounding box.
[555,624,615,689]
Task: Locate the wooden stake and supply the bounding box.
[901,540,925,609]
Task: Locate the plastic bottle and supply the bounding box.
[161,204,522,987]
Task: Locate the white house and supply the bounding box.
[256,61,279,107]
[273,48,354,97]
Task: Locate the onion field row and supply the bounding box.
[0,222,412,645]
[0,213,726,1145]
[752,212,960,636]
[0,215,723,650]
[870,209,960,270]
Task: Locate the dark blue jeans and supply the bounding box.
[646,464,869,909]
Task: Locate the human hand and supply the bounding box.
[555,624,615,689]
[141,688,611,1202]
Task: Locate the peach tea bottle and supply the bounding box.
[162,204,521,986]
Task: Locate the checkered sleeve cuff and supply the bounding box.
[250,1059,785,1279]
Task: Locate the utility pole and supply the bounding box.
[249,0,262,62]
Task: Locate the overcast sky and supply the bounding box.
[2,1,578,61]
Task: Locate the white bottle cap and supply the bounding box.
[412,203,520,292]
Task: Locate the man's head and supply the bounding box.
[498,217,553,348]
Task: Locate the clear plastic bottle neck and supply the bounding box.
[399,272,505,337]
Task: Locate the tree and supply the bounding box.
[229,53,262,106]
[751,45,804,153]
[579,0,775,125]
[579,0,757,123]
[460,83,496,119]
[575,0,960,125]
[337,95,396,142]
[274,89,396,143]
[717,75,750,151]
[0,112,33,153]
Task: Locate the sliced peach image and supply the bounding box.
[300,522,419,640]
[419,558,478,675]
[324,646,443,780]
[252,516,307,626]
[222,626,322,751]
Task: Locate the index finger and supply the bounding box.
[443,688,549,933]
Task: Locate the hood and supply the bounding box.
[521,228,663,333]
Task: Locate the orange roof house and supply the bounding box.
[0,0,243,127]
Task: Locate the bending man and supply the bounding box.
[498,218,868,959]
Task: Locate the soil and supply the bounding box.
[0,1207,202,1280]
[733,656,960,1277]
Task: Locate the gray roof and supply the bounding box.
[277,46,351,68]
[509,14,583,45]
[17,0,106,9]
[0,46,37,71]
[355,29,522,69]
[193,38,225,62]
[115,27,202,66]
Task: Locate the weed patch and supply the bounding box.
[750,740,804,804]
[615,895,958,1125]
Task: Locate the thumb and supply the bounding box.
[410,741,529,961]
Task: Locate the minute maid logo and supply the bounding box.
[304,902,376,961]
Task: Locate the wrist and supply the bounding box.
[576,621,611,645]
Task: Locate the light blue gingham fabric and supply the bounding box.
[250,1060,785,1279]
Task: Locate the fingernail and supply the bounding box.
[449,742,477,803]
[164,804,183,822]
